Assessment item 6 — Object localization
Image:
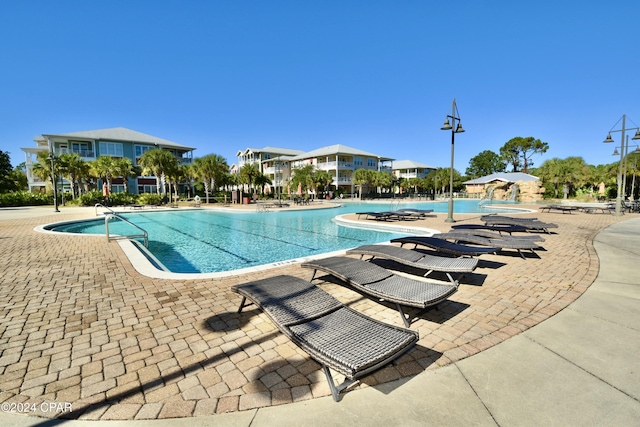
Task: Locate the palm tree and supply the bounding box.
[254,173,272,195]
[407,177,422,194]
[138,148,178,195]
[91,156,118,192]
[372,171,393,195]
[239,163,260,196]
[289,164,315,197]
[193,154,229,203]
[31,152,56,193]
[58,153,87,199]
[353,168,374,198]
[311,169,334,198]
[112,157,139,194]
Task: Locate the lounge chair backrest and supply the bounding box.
[308,256,393,284]
[235,276,342,326]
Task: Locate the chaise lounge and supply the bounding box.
[432,231,542,259]
[346,244,478,285]
[391,236,501,257]
[481,215,558,234]
[231,275,418,401]
[301,256,458,327]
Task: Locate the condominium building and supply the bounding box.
[256,144,393,195]
[392,160,437,180]
[22,127,195,194]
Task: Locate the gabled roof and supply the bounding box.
[393,160,437,170]
[289,144,393,161]
[464,172,539,185]
[42,127,194,150]
[236,147,305,156]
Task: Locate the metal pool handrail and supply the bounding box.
[104,213,149,248]
[95,203,116,217]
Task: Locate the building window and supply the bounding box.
[99,141,123,157]
[67,141,94,157]
[137,185,157,194]
[110,184,125,193]
[354,157,363,167]
[135,145,155,158]
[367,158,376,167]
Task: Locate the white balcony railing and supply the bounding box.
[59,148,95,158]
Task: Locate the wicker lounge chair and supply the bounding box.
[231,275,418,402]
[540,205,579,214]
[301,256,458,327]
[451,223,531,235]
[396,208,435,218]
[481,215,558,234]
[391,236,500,257]
[449,227,545,242]
[356,212,392,221]
[346,244,478,285]
[433,232,542,259]
[356,211,415,221]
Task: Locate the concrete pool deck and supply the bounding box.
[1,204,639,425]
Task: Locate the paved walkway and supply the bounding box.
[1,205,639,426]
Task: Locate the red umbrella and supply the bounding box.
[297,182,303,196]
[102,182,110,198]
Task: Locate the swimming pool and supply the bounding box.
[44,200,522,275]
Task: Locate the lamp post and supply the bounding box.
[47,137,60,213]
[440,98,465,223]
[603,114,640,216]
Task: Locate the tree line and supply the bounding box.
[1,134,638,205]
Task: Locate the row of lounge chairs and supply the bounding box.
[540,204,618,214]
[232,238,484,401]
[231,214,558,401]
[356,208,434,221]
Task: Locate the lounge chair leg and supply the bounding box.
[446,273,460,287]
[237,297,252,313]
[309,269,318,282]
[322,365,356,402]
[396,304,411,328]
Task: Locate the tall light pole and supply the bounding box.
[441,99,465,223]
[47,137,60,213]
[603,114,640,216]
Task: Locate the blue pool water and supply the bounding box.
[48,200,520,273]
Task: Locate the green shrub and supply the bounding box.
[137,193,163,205]
[110,192,137,206]
[77,190,104,206]
[0,191,52,207]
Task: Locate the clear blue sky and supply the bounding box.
[2,1,640,172]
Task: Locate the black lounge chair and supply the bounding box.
[302,256,458,327]
[356,211,415,221]
[451,223,530,235]
[346,244,478,285]
[433,232,542,260]
[481,215,558,233]
[232,275,418,401]
[391,236,500,257]
[540,205,579,214]
[396,208,435,218]
[356,212,393,221]
[449,227,545,242]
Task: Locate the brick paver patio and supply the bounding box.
[0,205,627,420]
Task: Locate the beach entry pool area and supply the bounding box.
[44,200,523,275]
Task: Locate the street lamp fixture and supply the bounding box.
[603,115,640,216]
[441,98,465,223]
